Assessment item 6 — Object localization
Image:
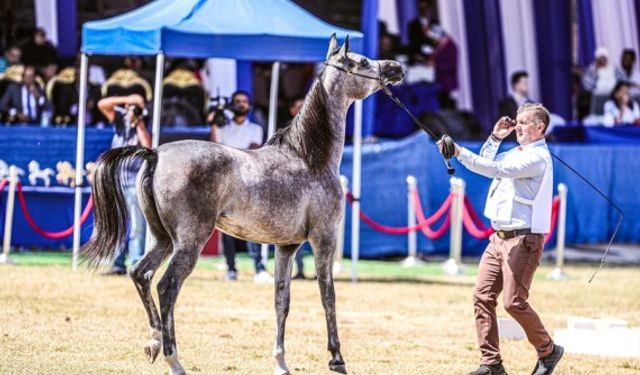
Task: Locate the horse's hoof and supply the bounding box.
[144,339,161,363]
[329,362,347,374]
[273,368,291,375]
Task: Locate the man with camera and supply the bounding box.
[97,94,151,275]
[209,90,273,284]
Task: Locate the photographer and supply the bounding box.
[97,94,151,275]
[208,90,262,149]
[208,90,272,283]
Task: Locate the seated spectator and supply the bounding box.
[619,49,640,97]
[582,47,625,96]
[0,46,21,73]
[498,71,531,119]
[602,81,640,126]
[0,65,49,124]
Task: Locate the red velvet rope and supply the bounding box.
[412,190,452,239]
[461,202,495,239]
[345,191,453,238]
[543,197,561,244]
[15,182,94,239]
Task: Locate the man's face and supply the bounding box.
[515,110,544,146]
[232,94,251,116]
[514,77,529,96]
[622,53,635,70]
[34,31,45,45]
[596,56,608,68]
[418,2,429,17]
[6,48,20,64]
[22,67,35,86]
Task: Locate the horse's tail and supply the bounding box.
[82,146,158,267]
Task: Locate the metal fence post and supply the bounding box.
[443,177,464,275]
[1,166,18,264]
[402,175,422,267]
[549,183,568,280]
[334,175,348,275]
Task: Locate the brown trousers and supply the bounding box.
[473,233,553,365]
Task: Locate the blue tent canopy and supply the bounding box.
[82,0,363,61]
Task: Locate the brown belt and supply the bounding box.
[495,228,532,240]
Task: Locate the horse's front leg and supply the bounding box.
[273,244,300,375]
[310,233,346,374]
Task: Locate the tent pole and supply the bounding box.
[260,61,280,268]
[72,53,89,271]
[351,100,363,283]
[151,52,165,148]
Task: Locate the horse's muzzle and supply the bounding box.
[382,62,405,84]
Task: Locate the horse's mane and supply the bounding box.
[266,79,337,173]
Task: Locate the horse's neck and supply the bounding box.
[288,79,351,173]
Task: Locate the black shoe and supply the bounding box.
[292,272,306,280]
[469,362,507,375]
[531,344,564,375]
[100,268,127,276]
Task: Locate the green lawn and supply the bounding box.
[6,251,478,277]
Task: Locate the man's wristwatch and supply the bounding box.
[490,133,503,142]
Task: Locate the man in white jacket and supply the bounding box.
[445,103,564,375]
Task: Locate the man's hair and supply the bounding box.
[622,48,636,59]
[517,103,550,133]
[231,90,251,104]
[510,71,528,87]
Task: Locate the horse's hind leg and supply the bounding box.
[129,230,172,363]
[273,244,301,375]
[157,222,214,375]
[309,232,346,374]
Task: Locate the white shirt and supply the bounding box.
[594,65,617,95]
[457,137,553,233]
[21,86,40,119]
[602,100,640,126]
[216,118,263,150]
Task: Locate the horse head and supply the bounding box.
[324,33,404,100]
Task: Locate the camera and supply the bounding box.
[129,104,148,117]
[208,94,231,127]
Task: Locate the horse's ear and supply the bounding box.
[327,33,338,60]
[338,35,349,58]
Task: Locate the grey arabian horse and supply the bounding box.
[82,35,404,375]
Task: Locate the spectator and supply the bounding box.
[0,65,49,124]
[408,0,436,64]
[0,46,21,73]
[209,90,273,284]
[498,71,531,119]
[582,47,625,95]
[20,28,58,69]
[619,49,640,96]
[602,81,640,126]
[97,94,151,275]
[407,0,458,108]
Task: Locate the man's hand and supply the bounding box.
[437,135,460,159]
[126,94,145,108]
[492,116,515,141]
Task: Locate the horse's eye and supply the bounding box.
[360,59,370,68]
[347,61,356,69]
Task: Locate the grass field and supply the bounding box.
[1,252,639,374]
